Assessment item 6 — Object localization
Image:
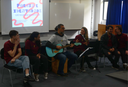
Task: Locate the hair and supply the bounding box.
[81,27,88,43]
[116,26,122,33]
[55,26,58,31]
[55,24,64,31]
[106,25,113,31]
[25,31,41,47]
[9,30,18,38]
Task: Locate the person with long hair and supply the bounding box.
[74,27,96,72]
[25,32,48,81]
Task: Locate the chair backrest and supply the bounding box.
[0,48,4,59]
[93,30,98,36]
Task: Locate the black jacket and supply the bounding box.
[100,32,117,51]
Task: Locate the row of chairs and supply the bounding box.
[0,43,107,87]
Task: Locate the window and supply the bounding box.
[103,0,108,20]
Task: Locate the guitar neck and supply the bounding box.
[62,44,70,48]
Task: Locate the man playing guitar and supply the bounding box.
[46,24,78,76]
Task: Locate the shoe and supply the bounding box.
[44,72,48,80]
[57,73,68,76]
[23,81,32,87]
[88,66,96,70]
[34,74,39,81]
[24,75,35,82]
[123,64,128,70]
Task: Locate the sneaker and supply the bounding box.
[44,72,48,80]
[88,66,96,70]
[23,81,32,87]
[123,64,128,70]
[57,73,68,76]
[24,75,35,82]
[34,74,39,81]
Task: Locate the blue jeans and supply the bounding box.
[55,51,78,74]
[7,56,31,76]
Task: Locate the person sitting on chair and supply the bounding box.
[4,30,35,87]
[100,25,120,69]
[73,27,96,72]
[46,24,78,76]
[115,26,128,69]
[25,32,48,81]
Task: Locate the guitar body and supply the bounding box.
[46,43,81,57]
[46,44,63,57]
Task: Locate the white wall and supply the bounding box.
[0,0,1,32]
[94,0,101,31]
[0,0,102,49]
[52,0,92,38]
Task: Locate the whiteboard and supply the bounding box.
[50,3,84,30]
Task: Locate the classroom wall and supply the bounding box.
[50,0,92,37]
[0,0,100,49]
[0,0,1,32]
[94,0,101,31]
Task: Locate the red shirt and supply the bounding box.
[107,35,112,47]
[115,33,128,49]
[73,34,88,53]
[25,39,39,55]
[4,40,20,64]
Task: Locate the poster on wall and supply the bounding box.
[11,0,43,27]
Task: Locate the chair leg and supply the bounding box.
[1,67,5,83]
[100,57,101,63]
[14,69,18,79]
[104,56,105,68]
[31,65,35,78]
[75,61,77,71]
[8,69,13,87]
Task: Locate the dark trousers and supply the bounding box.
[75,49,95,69]
[28,54,48,74]
[102,48,120,65]
[118,48,128,63]
[54,51,78,74]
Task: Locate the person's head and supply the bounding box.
[56,24,65,34]
[81,27,88,41]
[28,32,40,41]
[115,26,122,34]
[106,25,113,34]
[26,31,41,47]
[9,30,19,40]
[55,26,58,31]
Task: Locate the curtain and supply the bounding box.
[106,0,122,25]
[121,0,128,33]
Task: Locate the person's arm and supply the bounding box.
[12,48,22,59]
[125,35,128,55]
[126,35,128,50]
[10,45,22,63]
[45,41,57,49]
[8,39,20,57]
[25,40,37,56]
[112,35,117,50]
[26,49,37,56]
[46,34,61,49]
[100,34,110,50]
